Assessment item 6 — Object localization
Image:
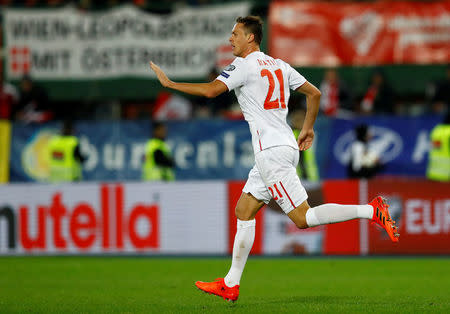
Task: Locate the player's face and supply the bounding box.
[229,23,249,57]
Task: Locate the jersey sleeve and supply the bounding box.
[216,58,247,91]
[286,64,307,90]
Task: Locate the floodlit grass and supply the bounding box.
[0,257,449,313]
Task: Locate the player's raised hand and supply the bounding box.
[297,128,314,151]
[149,61,172,88]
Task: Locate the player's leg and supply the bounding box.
[257,146,399,242]
[224,192,265,288]
[287,200,372,229]
[287,198,399,242]
[222,164,269,290]
[195,165,270,302]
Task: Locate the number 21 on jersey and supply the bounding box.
[260,69,285,110]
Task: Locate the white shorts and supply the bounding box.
[243,146,308,214]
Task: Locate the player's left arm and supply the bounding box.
[150,62,228,98]
[295,81,321,151]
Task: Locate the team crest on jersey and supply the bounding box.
[224,64,236,71]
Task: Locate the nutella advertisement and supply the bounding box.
[0,182,227,254]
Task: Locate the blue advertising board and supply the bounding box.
[9,120,259,181]
[9,116,439,182]
[325,116,441,178]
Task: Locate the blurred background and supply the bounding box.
[0,0,449,256]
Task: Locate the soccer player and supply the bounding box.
[150,16,399,302]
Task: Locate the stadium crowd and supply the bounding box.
[1,66,449,122]
[0,0,448,122]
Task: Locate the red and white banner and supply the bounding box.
[0,182,227,254]
[269,2,450,66]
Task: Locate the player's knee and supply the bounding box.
[235,210,253,221]
[289,205,309,229]
[295,219,309,229]
[292,214,309,229]
[235,205,253,221]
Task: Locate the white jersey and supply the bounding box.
[217,51,306,153]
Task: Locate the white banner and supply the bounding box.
[3,4,249,79]
[0,181,227,254]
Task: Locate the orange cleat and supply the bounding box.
[195,278,239,302]
[369,196,400,242]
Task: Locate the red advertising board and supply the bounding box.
[269,1,450,66]
[227,181,264,254]
[228,179,450,255]
[322,180,361,255]
[367,178,450,254]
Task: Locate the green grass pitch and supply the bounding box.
[0,257,449,313]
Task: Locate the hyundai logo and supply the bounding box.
[334,126,403,165]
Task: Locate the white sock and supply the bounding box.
[224,219,255,287]
[305,204,373,228]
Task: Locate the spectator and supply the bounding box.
[360,70,395,115]
[0,75,19,120]
[427,112,450,182]
[142,121,176,181]
[429,66,450,115]
[347,124,382,179]
[319,68,351,116]
[14,75,53,123]
[48,120,86,182]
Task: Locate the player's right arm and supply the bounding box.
[295,81,321,151]
[283,61,321,151]
[150,62,228,98]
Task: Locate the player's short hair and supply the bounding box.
[236,16,263,45]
